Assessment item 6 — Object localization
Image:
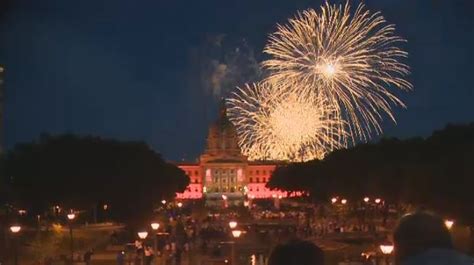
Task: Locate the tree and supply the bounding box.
[268,123,474,223]
[3,134,189,225]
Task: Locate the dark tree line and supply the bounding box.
[1,134,189,225]
[268,123,474,224]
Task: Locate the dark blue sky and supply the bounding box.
[0,0,473,161]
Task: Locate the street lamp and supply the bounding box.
[229,221,237,229]
[151,222,160,230]
[137,231,148,240]
[10,225,21,265]
[10,225,21,233]
[137,231,148,265]
[341,199,347,205]
[67,212,76,262]
[331,197,338,204]
[379,244,394,265]
[231,230,242,238]
[444,219,454,230]
[150,222,160,258]
[161,200,166,205]
[177,202,183,208]
[375,198,382,204]
[231,230,242,265]
[364,197,370,203]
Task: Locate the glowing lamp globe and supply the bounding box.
[445,220,454,230]
[341,199,347,205]
[137,231,148,239]
[10,225,21,233]
[177,202,183,208]
[229,221,237,229]
[231,230,242,238]
[379,244,394,255]
[375,198,382,204]
[364,197,370,203]
[151,222,160,230]
[331,197,338,204]
[67,213,76,220]
[161,200,167,205]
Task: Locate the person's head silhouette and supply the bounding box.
[268,239,324,265]
[393,212,453,264]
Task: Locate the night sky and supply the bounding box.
[0,0,473,161]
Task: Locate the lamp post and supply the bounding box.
[10,225,21,265]
[379,244,394,265]
[150,222,160,263]
[67,212,76,263]
[231,230,242,265]
[137,231,148,265]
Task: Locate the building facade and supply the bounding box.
[176,106,287,202]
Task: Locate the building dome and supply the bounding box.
[202,102,244,162]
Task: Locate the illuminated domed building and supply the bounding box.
[176,104,287,204]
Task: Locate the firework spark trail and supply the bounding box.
[263,1,412,142]
[227,82,346,162]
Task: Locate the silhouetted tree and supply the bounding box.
[2,134,189,225]
[268,123,474,224]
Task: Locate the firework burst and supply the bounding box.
[263,1,412,141]
[227,82,346,162]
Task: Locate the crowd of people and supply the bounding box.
[267,212,473,265]
[119,205,472,265]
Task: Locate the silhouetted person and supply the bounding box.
[268,239,324,265]
[116,251,125,265]
[394,212,473,265]
[83,249,93,265]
